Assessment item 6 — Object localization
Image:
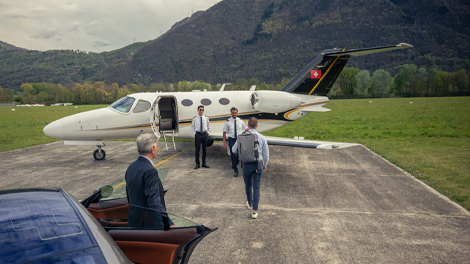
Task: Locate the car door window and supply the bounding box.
[91,198,200,229]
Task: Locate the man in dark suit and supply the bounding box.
[125,133,171,228]
[191,105,211,169]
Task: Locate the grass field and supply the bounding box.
[265,97,470,211]
[1,97,469,211]
[0,105,105,152]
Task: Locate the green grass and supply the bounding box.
[0,104,189,151]
[0,105,106,152]
[1,97,469,211]
[264,97,470,211]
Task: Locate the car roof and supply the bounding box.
[0,188,102,262]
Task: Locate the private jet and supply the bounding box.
[43,43,413,160]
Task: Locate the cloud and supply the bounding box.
[0,0,221,52]
[93,40,112,48]
[32,30,61,40]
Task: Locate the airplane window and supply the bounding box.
[181,99,193,107]
[219,98,230,105]
[110,96,135,113]
[201,98,212,106]
[134,100,151,113]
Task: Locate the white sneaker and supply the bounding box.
[246,201,252,210]
[251,211,258,219]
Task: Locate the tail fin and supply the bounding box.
[281,43,413,95]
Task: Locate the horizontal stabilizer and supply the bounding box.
[323,43,413,57]
[302,106,331,113]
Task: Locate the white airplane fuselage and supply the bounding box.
[43,90,329,142]
[43,43,412,159]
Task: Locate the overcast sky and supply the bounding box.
[0,0,221,52]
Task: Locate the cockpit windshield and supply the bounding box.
[110,96,135,113]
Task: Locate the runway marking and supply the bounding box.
[154,144,194,168]
[114,180,126,189]
[110,144,194,190]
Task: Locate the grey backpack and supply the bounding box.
[237,132,259,162]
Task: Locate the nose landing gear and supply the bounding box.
[93,143,106,161]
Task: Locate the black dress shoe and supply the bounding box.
[202,164,210,168]
[194,164,200,169]
[233,171,239,177]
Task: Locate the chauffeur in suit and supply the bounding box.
[125,133,172,228]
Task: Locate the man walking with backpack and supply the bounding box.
[232,117,269,219]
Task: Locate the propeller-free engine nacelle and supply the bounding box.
[250,91,303,113]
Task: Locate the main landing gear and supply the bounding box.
[207,139,214,147]
[93,143,106,161]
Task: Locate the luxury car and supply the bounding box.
[0,186,215,264]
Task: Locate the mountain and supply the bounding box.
[1,0,469,89]
[0,41,25,51]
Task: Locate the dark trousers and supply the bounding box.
[195,132,208,165]
[228,137,239,172]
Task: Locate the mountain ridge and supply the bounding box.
[1,0,469,90]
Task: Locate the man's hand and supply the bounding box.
[223,142,227,150]
[263,165,267,172]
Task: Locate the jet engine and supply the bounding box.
[250,91,303,113]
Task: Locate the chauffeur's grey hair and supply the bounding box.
[136,133,158,155]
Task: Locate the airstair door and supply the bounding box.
[150,96,179,150]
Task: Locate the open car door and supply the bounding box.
[87,195,216,264]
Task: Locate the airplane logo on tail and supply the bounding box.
[311,70,321,79]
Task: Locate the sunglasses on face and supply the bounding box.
[199,109,204,111]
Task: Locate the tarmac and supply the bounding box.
[0,141,469,263]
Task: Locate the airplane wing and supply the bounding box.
[264,136,359,149]
[209,135,359,149]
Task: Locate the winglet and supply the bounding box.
[219,83,231,91]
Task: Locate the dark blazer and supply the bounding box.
[125,156,166,228]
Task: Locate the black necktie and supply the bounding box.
[200,116,203,133]
[234,119,237,140]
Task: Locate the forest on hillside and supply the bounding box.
[0,0,469,91]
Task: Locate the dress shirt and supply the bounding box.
[191,115,211,135]
[140,155,155,167]
[223,117,247,139]
[232,129,269,166]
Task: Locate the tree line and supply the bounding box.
[332,65,469,98]
[0,64,468,105]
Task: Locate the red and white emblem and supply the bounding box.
[310,70,321,79]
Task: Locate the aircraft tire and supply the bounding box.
[207,140,214,147]
[93,149,106,160]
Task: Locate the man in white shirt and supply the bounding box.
[223,107,247,177]
[191,105,211,169]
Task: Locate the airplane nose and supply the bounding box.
[43,120,64,139]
